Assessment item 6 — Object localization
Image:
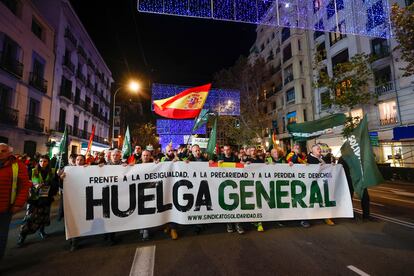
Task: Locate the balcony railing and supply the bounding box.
[59,86,73,101]
[25,114,44,132]
[84,102,92,112]
[0,106,18,126]
[29,72,48,93]
[375,81,394,96]
[380,117,398,126]
[0,51,23,78]
[63,56,75,73]
[64,28,77,47]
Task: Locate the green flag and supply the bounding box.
[206,116,217,160]
[287,113,347,141]
[340,115,383,197]
[192,109,209,132]
[122,126,132,160]
[57,125,68,169]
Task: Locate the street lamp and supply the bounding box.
[112,80,140,148]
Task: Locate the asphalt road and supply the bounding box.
[1,182,413,276]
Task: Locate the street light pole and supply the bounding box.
[112,87,122,148]
[111,80,141,148]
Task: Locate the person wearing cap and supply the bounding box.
[0,143,31,259]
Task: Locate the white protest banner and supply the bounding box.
[63,162,353,239]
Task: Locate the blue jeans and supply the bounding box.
[0,212,12,260]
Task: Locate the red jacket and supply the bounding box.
[0,156,31,213]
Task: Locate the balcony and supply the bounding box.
[375,81,394,96]
[25,114,44,132]
[63,56,75,74]
[0,106,18,126]
[29,72,48,93]
[0,51,23,78]
[59,86,73,102]
[64,28,77,48]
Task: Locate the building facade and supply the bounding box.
[310,0,414,167]
[0,0,55,156]
[33,0,113,155]
[249,26,315,153]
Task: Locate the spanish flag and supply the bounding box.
[153,84,211,119]
[209,162,244,168]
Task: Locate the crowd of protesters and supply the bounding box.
[0,140,370,256]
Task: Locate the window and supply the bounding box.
[283,44,292,62]
[406,0,414,6]
[316,43,327,60]
[73,115,79,132]
[366,1,386,31]
[0,35,23,77]
[327,0,344,19]
[286,88,295,104]
[31,18,43,40]
[287,111,297,124]
[282,116,286,132]
[374,66,392,85]
[303,109,307,122]
[28,98,39,116]
[281,27,290,42]
[320,91,331,110]
[272,101,276,110]
[284,65,293,84]
[0,82,11,108]
[84,120,88,132]
[374,66,393,95]
[301,85,305,99]
[378,101,398,126]
[331,49,349,70]
[371,38,389,59]
[329,21,346,46]
[58,109,66,131]
[299,61,303,73]
[298,39,301,51]
[0,0,18,15]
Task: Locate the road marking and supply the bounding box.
[352,199,384,207]
[347,265,370,276]
[129,246,156,276]
[393,191,414,197]
[354,208,414,229]
[377,196,414,205]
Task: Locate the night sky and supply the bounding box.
[69,0,256,89]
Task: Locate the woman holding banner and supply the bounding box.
[18,155,59,247]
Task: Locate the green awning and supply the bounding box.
[287,114,347,141]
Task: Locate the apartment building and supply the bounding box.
[33,0,113,155]
[0,0,55,156]
[310,0,414,167]
[249,25,315,152]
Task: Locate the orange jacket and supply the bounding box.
[0,156,31,213]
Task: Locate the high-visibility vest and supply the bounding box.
[10,162,18,205]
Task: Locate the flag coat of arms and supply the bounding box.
[153,84,211,119]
